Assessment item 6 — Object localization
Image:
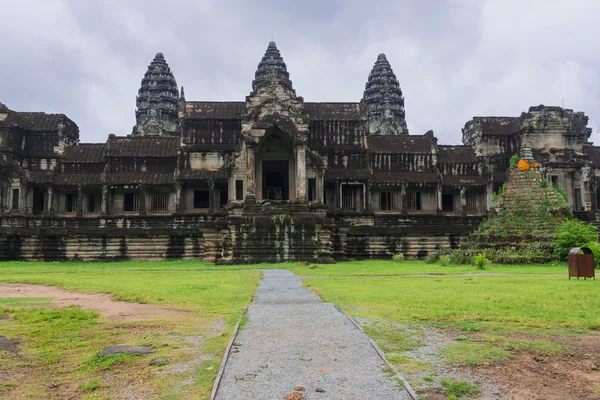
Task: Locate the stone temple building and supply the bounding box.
[1,42,598,263]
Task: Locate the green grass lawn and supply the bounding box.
[302,262,600,396]
[0,261,261,399]
[0,259,594,399]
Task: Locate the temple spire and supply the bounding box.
[132,52,180,136]
[362,53,408,135]
[252,41,292,91]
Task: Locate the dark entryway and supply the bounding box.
[32,188,45,214]
[262,160,289,200]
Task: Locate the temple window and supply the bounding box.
[87,193,100,213]
[308,179,316,202]
[466,191,477,213]
[407,192,422,211]
[65,193,77,213]
[32,188,45,214]
[442,193,454,212]
[11,189,19,210]
[235,180,244,200]
[341,184,363,211]
[219,188,228,208]
[124,192,139,212]
[194,190,210,209]
[380,191,394,211]
[151,192,170,212]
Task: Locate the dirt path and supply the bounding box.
[214,270,414,400]
[0,283,187,321]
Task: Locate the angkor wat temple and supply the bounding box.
[1,42,598,263]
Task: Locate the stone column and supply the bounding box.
[365,182,371,211]
[175,183,183,213]
[296,144,307,202]
[246,141,256,200]
[437,183,443,214]
[208,180,215,212]
[317,174,324,203]
[486,182,494,212]
[101,185,108,215]
[400,183,408,215]
[47,187,54,215]
[460,186,467,216]
[76,185,83,217]
[25,186,33,216]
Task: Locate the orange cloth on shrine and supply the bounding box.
[517,160,539,171]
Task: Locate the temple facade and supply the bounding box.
[1,42,598,263]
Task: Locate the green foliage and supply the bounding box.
[439,254,451,266]
[449,250,470,265]
[492,182,508,203]
[554,183,568,201]
[79,379,102,392]
[540,179,549,188]
[584,241,600,268]
[424,253,439,264]
[392,253,405,262]
[442,379,481,399]
[552,219,598,260]
[510,153,520,168]
[472,254,491,270]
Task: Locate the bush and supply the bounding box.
[584,241,600,269]
[552,219,598,261]
[392,253,405,262]
[510,153,520,168]
[540,179,549,188]
[473,253,491,270]
[439,254,451,266]
[425,253,439,264]
[449,250,470,265]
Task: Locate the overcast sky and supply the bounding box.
[1,0,599,145]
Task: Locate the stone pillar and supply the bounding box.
[317,174,324,203]
[139,185,146,216]
[296,144,307,202]
[246,141,256,200]
[486,181,494,212]
[19,185,26,214]
[437,183,443,214]
[208,180,215,212]
[365,182,371,211]
[400,183,408,215]
[175,183,183,213]
[26,186,33,216]
[47,187,54,215]
[101,185,108,215]
[460,186,467,216]
[76,185,83,217]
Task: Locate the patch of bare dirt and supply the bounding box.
[0,336,19,353]
[0,283,188,321]
[475,334,600,400]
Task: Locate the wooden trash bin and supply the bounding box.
[568,247,596,280]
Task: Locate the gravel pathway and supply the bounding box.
[214,269,413,400]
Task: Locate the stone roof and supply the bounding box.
[442,175,487,186]
[438,145,478,163]
[252,42,292,91]
[584,145,600,167]
[186,102,245,120]
[106,172,175,185]
[0,102,8,112]
[324,168,371,181]
[305,103,362,121]
[133,53,180,136]
[469,117,521,137]
[180,170,228,181]
[107,137,179,157]
[373,171,439,183]
[54,173,102,186]
[63,144,106,163]
[367,135,433,153]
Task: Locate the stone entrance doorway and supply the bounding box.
[262,160,289,200]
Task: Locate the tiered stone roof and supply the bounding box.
[362,54,408,135]
[133,53,180,136]
[252,42,292,91]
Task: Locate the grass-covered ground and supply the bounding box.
[0,259,598,399]
[0,261,261,399]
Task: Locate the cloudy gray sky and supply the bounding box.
[1,0,599,145]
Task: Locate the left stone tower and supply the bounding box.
[132,53,180,136]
